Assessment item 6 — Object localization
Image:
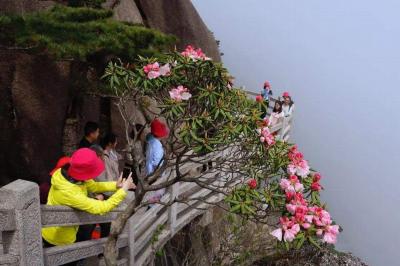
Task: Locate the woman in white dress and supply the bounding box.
[282,92,295,117]
[268,100,284,127]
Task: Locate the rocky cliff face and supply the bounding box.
[0,0,221,186]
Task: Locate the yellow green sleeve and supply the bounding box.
[85,180,118,193]
[65,189,127,215]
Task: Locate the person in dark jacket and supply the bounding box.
[79,121,100,148]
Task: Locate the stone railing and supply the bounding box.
[0,92,293,266]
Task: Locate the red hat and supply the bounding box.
[67,148,104,181]
[283,92,290,97]
[151,119,169,138]
[50,156,71,176]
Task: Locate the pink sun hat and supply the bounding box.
[67,148,105,181]
[282,92,290,98]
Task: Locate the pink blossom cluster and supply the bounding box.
[280,175,304,193]
[271,145,339,245]
[258,126,275,146]
[181,45,211,61]
[169,85,192,102]
[287,145,310,177]
[309,206,340,244]
[143,62,171,79]
[270,216,301,242]
[271,193,339,244]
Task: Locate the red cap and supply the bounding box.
[151,119,169,138]
[50,156,71,176]
[283,91,290,97]
[67,148,104,181]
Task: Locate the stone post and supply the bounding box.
[127,216,136,266]
[168,183,179,236]
[0,180,43,266]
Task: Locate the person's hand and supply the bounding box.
[121,172,136,191]
[95,194,104,201]
[116,172,123,188]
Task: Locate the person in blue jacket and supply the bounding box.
[145,118,169,203]
[260,81,273,117]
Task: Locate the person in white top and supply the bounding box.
[268,100,284,127]
[282,92,295,117]
[101,133,122,182]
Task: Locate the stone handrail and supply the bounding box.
[0,92,293,266]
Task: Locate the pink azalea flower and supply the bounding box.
[148,71,160,79]
[169,89,181,101]
[311,181,322,191]
[181,92,192,100]
[247,178,257,189]
[280,179,291,191]
[322,225,340,244]
[144,62,171,79]
[305,215,313,223]
[286,204,297,214]
[169,85,192,102]
[279,176,304,194]
[159,63,171,76]
[256,94,263,102]
[287,160,310,177]
[181,45,211,61]
[313,173,322,182]
[309,206,332,227]
[143,62,159,73]
[286,194,307,215]
[259,127,275,146]
[270,228,283,241]
[284,223,300,242]
[270,217,301,242]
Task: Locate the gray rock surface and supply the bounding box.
[135,0,221,61]
[254,246,367,266]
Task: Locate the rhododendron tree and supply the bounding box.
[101,45,340,264]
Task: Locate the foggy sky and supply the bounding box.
[192,1,400,265]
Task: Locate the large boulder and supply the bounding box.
[103,0,144,24]
[0,51,105,186]
[135,0,221,61]
[0,51,71,185]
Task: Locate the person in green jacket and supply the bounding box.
[42,148,135,246]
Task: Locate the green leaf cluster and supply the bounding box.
[0,5,176,61]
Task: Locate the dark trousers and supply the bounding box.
[76,223,111,241]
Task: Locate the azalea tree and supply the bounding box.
[101,45,340,265]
